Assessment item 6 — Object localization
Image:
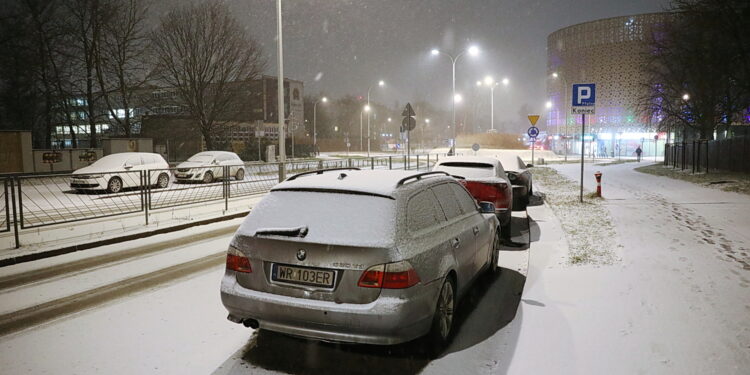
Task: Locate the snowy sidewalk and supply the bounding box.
[505,162,750,374]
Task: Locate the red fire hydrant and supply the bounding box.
[594,171,603,197]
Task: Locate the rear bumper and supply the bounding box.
[220,272,441,345]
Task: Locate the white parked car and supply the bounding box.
[175,151,246,183]
[70,152,170,193]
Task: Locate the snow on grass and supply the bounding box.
[531,167,618,265]
[636,164,750,195]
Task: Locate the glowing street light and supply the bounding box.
[430,45,480,152]
[313,96,328,153]
[682,93,690,101]
[545,100,553,109]
[365,81,385,156]
[478,76,500,131]
[454,94,463,103]
[502,77,509,86]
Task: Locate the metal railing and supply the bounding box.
[16,171,145,229]
[1,154,440,249]
[664,137,750,174]
[1,179,9,233]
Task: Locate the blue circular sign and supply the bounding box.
[527,126,540,137]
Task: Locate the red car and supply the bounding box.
[432,156,513,229]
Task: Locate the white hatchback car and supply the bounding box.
[175,151,246,183]
[70,152,170,193]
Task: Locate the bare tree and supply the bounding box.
[94,0,151,138]
[150,1,265,149]
[63,0,107,148]
[638,0,749,141]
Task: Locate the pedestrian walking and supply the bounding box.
[635,146,643,162]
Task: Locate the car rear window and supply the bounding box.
[237,190,396,247]
[434,162,495,178]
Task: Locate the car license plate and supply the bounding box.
[272,264,336,288]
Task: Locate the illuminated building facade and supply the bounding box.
[546,12,673,157]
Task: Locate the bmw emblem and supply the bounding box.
[296,249,307,261]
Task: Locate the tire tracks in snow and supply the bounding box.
[0,252,225,337]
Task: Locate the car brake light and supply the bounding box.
[357,261,420,289]
[226,245,252,273]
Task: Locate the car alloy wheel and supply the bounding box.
[203,171,213,183]
[235,169,245,181]
[434,278,455,341]
[107,177,122,193]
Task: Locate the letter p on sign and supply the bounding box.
[572,83,596,107]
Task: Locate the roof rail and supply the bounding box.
[286,167,361,181]
[396,171,450,187]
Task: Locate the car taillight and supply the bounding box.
[226,245,252,273]
[357,261,420,289]
[465,181,507,199]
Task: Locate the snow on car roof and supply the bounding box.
[434,155,501,167]
[272,169,451,197]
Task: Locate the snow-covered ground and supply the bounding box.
[507,161,750,374]
[1,162,748,374]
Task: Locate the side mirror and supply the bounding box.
[526,163,533,168]
[478,201,496,214]
[123,164,133,170]
[212,160,219,165]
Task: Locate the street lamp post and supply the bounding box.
[276,0,285,175]
[366,80,385,157]
[551,72,569,161]
[431,46,479,153]
[313,97,327,155]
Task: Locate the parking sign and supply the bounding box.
[572,83,596,114]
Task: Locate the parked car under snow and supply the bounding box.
[220,168,500,353]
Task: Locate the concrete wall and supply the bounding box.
[0,131,34,173]
[31,149,103,173]
[102,138,153,155]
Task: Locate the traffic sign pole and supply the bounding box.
[580,113,585,203]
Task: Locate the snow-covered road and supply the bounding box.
[0,210,530,375]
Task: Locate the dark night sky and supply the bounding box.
[166,0,670,129]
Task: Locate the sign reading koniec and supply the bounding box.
[571,83,596,115]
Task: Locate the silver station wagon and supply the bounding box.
[221,169,500,350]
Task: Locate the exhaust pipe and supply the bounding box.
[242,318,259,329]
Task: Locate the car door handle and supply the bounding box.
[451,238,460,248]
[473,226,480,235]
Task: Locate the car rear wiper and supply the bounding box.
[254,226,309,238]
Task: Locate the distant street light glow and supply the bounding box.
[545,101,553,109]
[552,72,559,78]
[468,46,480,56]
[364,104,371,112]
[430,49,439,56]
[484,76,494,85]
[454,94,463,103]
[682,93,690,101]
[378,80,385,87]
[321,97,328,103]
[502,77,509,86]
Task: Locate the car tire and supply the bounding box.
[156,173,169,189]
[490,227,501,273]
[235,168,245,181]
[427,276,456,357]
[106,177,123,194]
[202,171,214,184]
